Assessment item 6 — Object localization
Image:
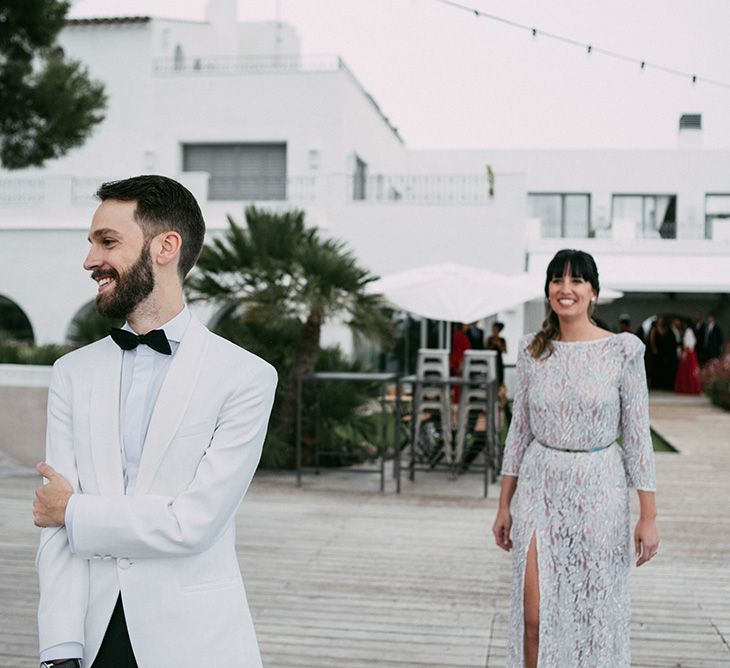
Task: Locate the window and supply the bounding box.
[527,193,590,238]
[705,194,730,239]
[173,45,185,71]
[612,195,676,239]
[183,143,287,200]
[353,156,367,201]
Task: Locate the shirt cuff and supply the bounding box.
[40,641,83,662]
[64,494,78,554]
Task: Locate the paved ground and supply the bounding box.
[1,392,728,667]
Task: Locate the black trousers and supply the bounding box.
[91,595,138,668]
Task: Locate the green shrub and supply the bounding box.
[0,336,71,365]
[214,313,385,469]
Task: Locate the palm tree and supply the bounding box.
[187,206,393,445]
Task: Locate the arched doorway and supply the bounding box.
[0,294,35,343]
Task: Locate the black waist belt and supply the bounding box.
[537,440,615,453]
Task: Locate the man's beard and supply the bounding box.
[94,243,155,320]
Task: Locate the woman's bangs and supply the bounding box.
[548,251,590,281]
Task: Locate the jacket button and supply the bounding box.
[118,557,132,569]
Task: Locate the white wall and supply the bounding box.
[51,22,155,177]
[0,230,96,344]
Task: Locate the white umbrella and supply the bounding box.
[367,263,543,322]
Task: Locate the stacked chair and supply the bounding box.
[413,349,452,466]
[454,350,498,468]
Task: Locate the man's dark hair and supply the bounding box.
[96,175,205,279]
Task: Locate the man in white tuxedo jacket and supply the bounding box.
[33,175,277,668]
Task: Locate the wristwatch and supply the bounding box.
[40,660,81,668]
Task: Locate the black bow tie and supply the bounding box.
[109,328,172,355]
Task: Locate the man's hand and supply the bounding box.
[33,462,73,528]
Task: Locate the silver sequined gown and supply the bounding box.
[501,333,656,668]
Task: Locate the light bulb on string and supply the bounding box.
[430,0,730,92]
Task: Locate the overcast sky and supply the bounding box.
[69,0,730,150]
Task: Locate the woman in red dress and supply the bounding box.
[450,323,472,402]
[675,321,702,394]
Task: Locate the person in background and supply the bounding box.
[648,317,667,389]
[691,311,703,338]
[618,314,633,334]
[670,317,684,377]
[466,321,485,350]
[675,320,702,395]
[450,322,472,402]
[486,321,507,387]
[697,311,725,365]
[654,316,679,391]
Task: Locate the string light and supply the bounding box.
[432,0,730,90]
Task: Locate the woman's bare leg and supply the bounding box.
[523,533,540,668]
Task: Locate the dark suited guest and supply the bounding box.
[691,311,703,337]
[698,311,725,365]
[466,321,485,350]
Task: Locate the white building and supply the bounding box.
[1,0,728,363]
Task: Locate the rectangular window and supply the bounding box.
[527,193,590,238]
[353,156,367,201]
[183,143,286,200]
[612,194,676,239]
[705,194,730,239]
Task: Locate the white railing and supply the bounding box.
[0,178,45,206]
[351,174,495,205]
[153,53,341,75]
[0,175,316,208]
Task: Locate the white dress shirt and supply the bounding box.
[43,306,191,663]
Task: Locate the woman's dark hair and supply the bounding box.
[96,175,205,279]
[493,321,505,333]
[529,249,600,359]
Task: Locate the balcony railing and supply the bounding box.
[0,175,317,208]
[527,217,707,241]
[204,176,316,202]
[0,178,45,206]
[351,174,495,205]
[153,53,342,76]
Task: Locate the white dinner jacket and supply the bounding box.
[36,316,277,667]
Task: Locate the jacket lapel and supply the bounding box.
[89,338,125,496]
[134,317,209,495]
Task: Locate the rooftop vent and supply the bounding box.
[678,113,702,148]
[679,114,702,130]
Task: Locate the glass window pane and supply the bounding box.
[706,195,730,215]
[183,143,286,200]
[705,194,730,239]
[528,194,561,238]
[563,195,589,238]
[613,195,642,221]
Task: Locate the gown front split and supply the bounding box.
[501,333,656,668]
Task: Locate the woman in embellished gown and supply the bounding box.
[492,249,659,668]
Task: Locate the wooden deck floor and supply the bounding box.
[1,392,728,667]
